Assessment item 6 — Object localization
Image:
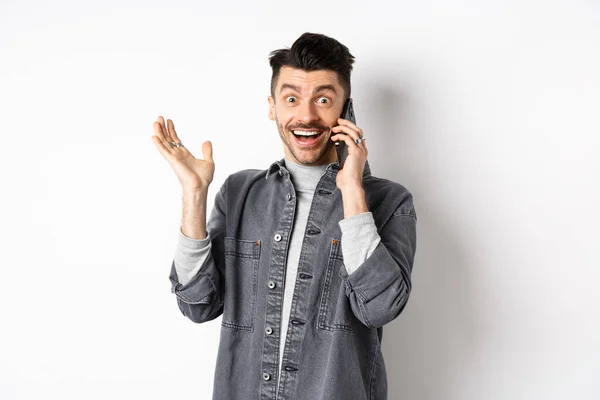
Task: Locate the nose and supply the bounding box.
[296,100,319,123]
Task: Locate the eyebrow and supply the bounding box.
[279,83,338,95]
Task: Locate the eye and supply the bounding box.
[285,96,297,103]
[317,97,330,104]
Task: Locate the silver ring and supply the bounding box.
[354,138,363,144]
[169,141,185,148]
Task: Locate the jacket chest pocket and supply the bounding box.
[317,238,353,333]
[222,237,261,331]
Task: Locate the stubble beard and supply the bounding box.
[275,117,335,166]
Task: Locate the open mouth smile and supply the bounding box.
[291,130,326,146]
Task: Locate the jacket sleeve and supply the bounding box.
[341,197,417,329]
[168,182,227,324]
[338,212,381,275]
[173,228,213,287]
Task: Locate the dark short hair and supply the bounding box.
[268,32,355,101]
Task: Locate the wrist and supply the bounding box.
[183,186,209,197]
[339,184,364,197]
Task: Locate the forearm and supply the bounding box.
[169,182,227,324]
[181,187,209,239]
[340,185,369,218]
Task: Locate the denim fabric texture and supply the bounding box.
[168,159,417,400]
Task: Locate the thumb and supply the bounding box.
[202,141,214,162]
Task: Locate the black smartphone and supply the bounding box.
[335,98,356,168]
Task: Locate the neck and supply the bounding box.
[283,158,329,191]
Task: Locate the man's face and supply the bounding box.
[268,66,346,166]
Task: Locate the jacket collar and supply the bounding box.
[265,158,372,180]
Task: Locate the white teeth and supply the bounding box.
[293,130,321,136]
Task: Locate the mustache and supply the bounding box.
[288,123,329,131]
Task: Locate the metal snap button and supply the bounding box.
[274,234,282,242]
[286,193,292,201]
[268,280,276,289]
[263,372,271,381]
[265,327,273,335]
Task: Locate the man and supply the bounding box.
[151,32,417,400]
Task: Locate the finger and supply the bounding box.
[332,125,367,150]
[202,141,214,163]
[153,122,176,152]
[167,119,182,144]
[358,135,368,151]
[157,116,171,141]
[153,121,166,141]
[153,121,170,145]
[332,123,361,142]
[151,134,174,161]
[331,125,366,149]
[337,118,364,138]
[330,133,361,152]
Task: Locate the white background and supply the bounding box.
[1,1,598,399]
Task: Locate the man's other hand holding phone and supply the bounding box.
[331,111,369,218]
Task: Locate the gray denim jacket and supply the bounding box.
[169,159,417,400]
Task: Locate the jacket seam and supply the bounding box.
[391,210,417,219]
[368,338,379,400]
[356,293,374,329]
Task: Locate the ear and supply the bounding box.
[268,96,276,121]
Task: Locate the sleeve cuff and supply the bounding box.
[174,228,213,285]
[338,212,381,275]
[338,211,376,234]
[178,227,211,249]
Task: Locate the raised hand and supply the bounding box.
[330,117,370,218]
[151,116,215,191]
